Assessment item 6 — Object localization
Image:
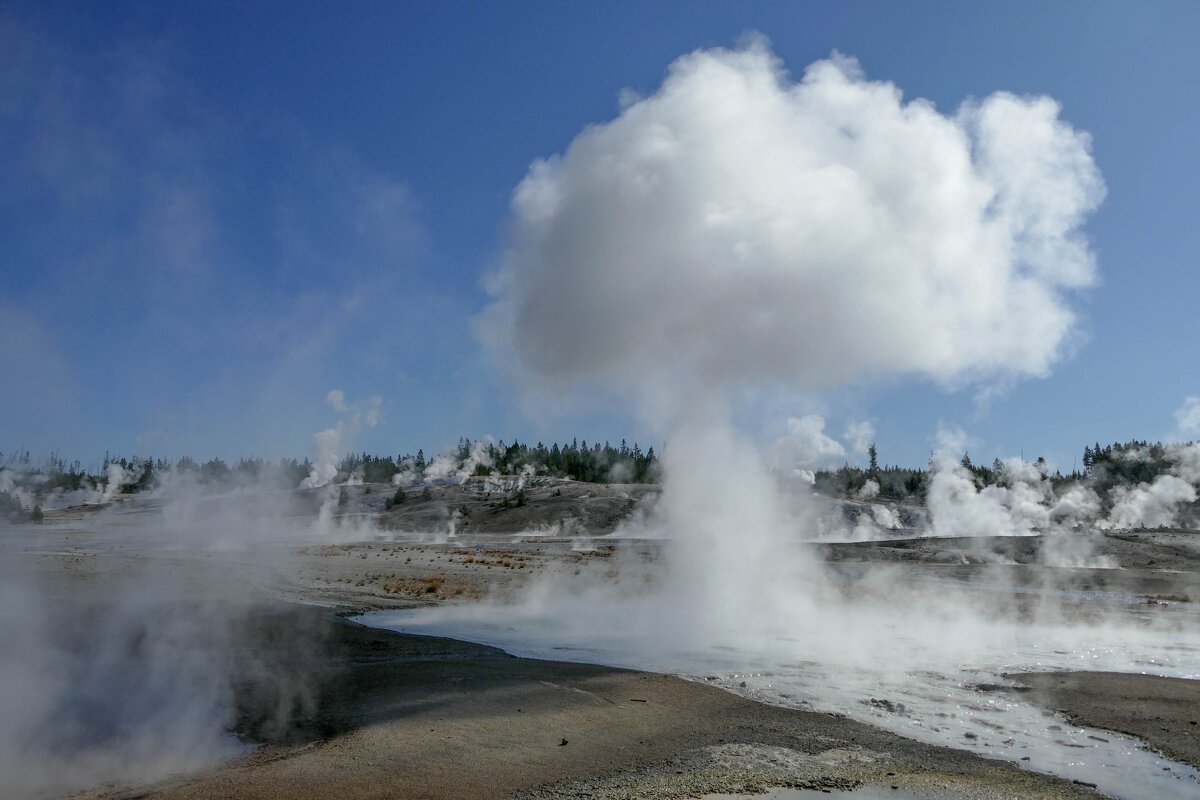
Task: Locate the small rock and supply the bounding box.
[559,738,569,746]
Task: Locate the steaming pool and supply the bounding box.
[356,554,1200,800]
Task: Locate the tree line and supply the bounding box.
[0,436,660,512]
[813,438,1199,502]
[344,437,659,485]
[4,437,1195,516]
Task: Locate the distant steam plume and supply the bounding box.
[769,414,846,483]
[302,391,382,488]
[843,421,876,457]
[1174,396,1200,439]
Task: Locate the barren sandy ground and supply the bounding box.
[6,493,1197,799]
[75,612,1106,800]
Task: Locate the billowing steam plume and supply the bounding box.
[482,38,1104,414]
[302,391,382,488]
[393,437,496,487]
[481,38,1105,628]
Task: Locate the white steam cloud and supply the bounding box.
[394,437,496,487]
[476,38,1108,660]
[1174,396,1200,439]
[326,389,349,412]
[770,415,847,478]
[922,428,1200,545]
[482,38,1104,409]
[475,37,1110,620]
[843,421,876,457]
[1097,442,1200,530]
[301,391,382,489]
[0,396,390,798]
[1105,475,1196,529]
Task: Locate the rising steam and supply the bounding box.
[302,391,382,488]
[481,38,1104,414]
[479,38,1106,620]
[0,391,392,798]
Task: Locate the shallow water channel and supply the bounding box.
[357,559,1200,800]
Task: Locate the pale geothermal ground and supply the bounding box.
[4,478,1199,800]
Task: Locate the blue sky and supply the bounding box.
[2,1,1198,472]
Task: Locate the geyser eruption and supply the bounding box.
[480,37,1105,625]
[365,40,1193,798]
[648,411,822,641]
